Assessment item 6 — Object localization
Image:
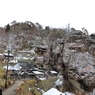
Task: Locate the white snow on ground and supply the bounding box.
[55,78,63,86]
[36,87,45,94]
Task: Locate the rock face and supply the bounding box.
[0,44,5,53]
[91,33,95,39]
[88,44,95,55]
[66,30,85,43]
[1,25,95,92]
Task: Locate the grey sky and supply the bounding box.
[0,0,95,34]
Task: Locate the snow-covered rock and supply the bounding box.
[55,75,63,86]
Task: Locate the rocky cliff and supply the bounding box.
[0,22,95,93]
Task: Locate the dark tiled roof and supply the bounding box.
[18,62,34,70]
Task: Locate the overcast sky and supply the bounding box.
[0,0,95,34]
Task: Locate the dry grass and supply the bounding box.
[37,78,57,91]
[15,79,41,95]
[15,78,57,95]
[0,64,6,86]
[27,80,37,86]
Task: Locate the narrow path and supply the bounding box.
[3,81,20,95]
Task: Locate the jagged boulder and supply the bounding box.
[66,30,89,43]
[62,48,95,87]
[87,38,95,45]
[91,33,95,39]
[0,44,5,53]
[71,30,83,35]
[55,75,64,92]
[63,50,95,72]
[88,44,95,55]
[67,35,83,43]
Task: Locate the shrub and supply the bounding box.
[27,80,37,86]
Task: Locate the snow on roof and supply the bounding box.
[3,65,14,70]
[21,72,24,75]
[50,71,57,74]
[13,64,22,70]
[3,53,13,57]
[9,59,18,63]
[3,64,22,70]
[30,67,40,71]
[43,88,64,95]
[0,53,3,56]
[33,71,43,75]
[43,88,75,95]
[18,62,34,70]
[39,78,46,81]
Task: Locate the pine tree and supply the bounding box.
[5,24,10,32]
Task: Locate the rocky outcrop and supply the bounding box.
[66,30,85,43]
[1,25,95,93]
[0,44,5,53]
[88,44,95,56]
[90,33,95,39]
